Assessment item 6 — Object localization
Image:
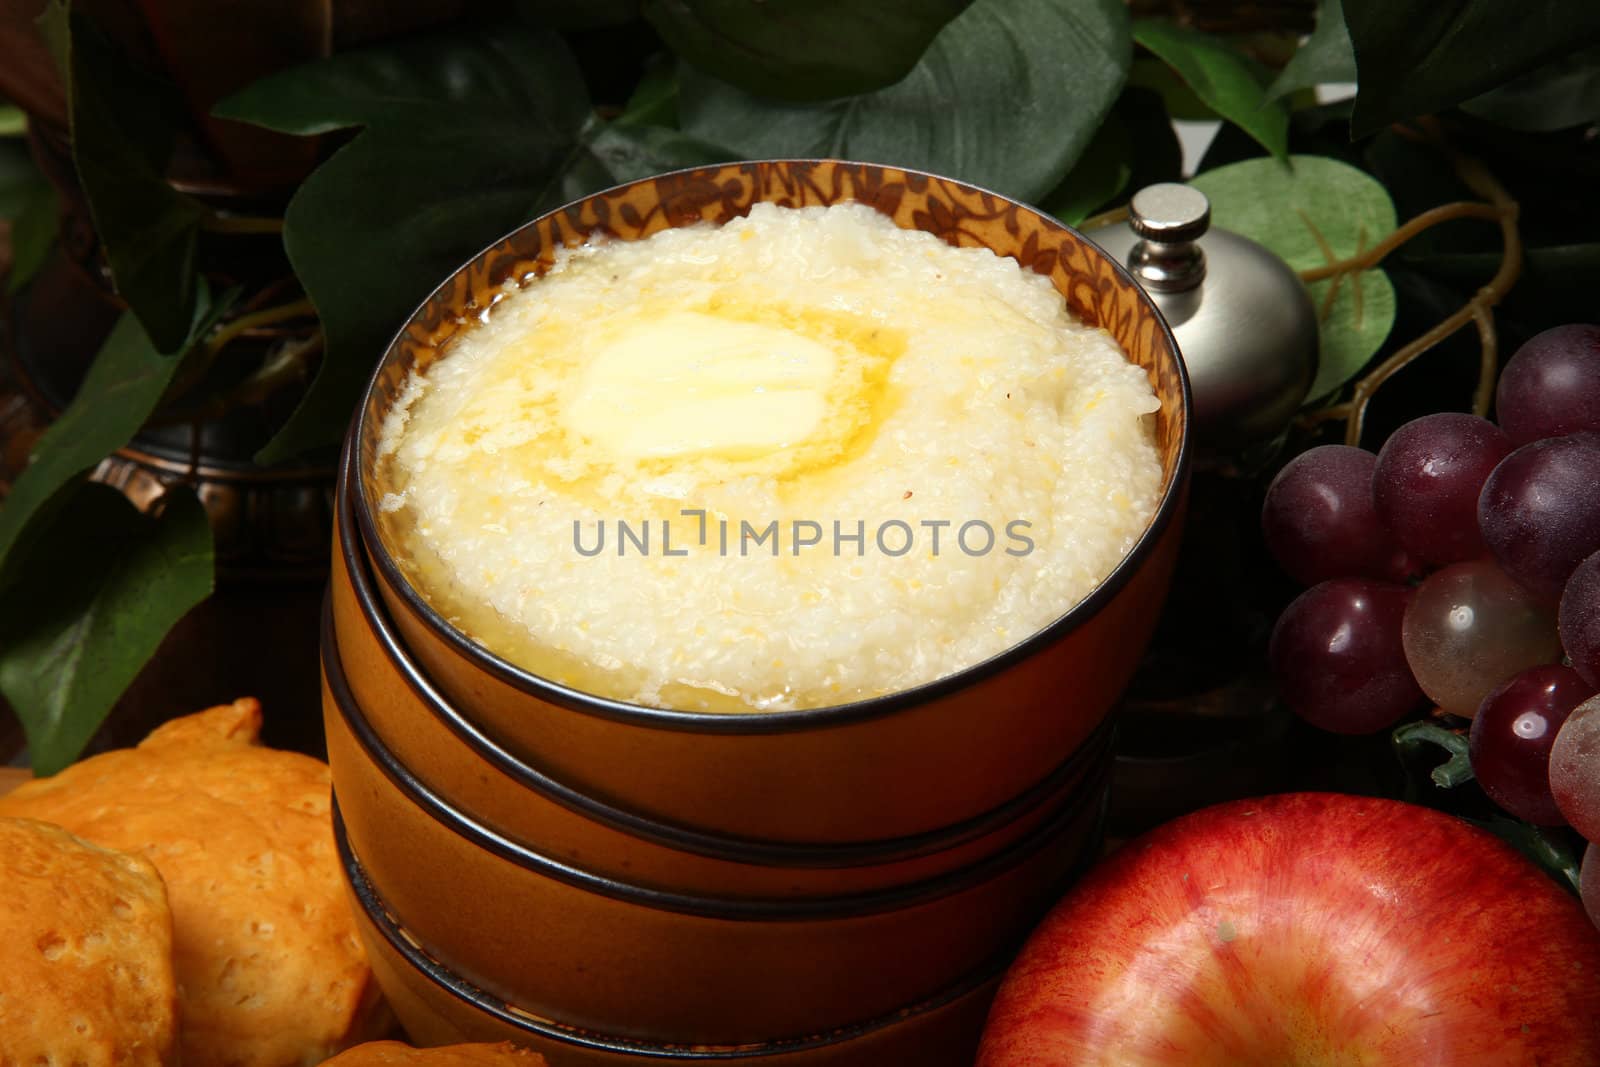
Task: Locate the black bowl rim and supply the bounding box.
[350,157,1192,736]
[324,592,1110,920]
[334,449,1114,868]
[336,810,1010,1059]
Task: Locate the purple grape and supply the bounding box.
[1561,550,1600,688]
[1551,695,1600,841]
[1496,323,1600,445]
[1262,445,1417,586]
[1270,578,1424,733]
[1469,665,1593,825]
[1478,432,1600,604]
[1402,558,1563,717]
[1373,413,1512,565]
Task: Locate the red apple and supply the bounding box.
[977,793,1600,1066]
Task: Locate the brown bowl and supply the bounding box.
[340,817,1004,1066]
[329,460,1115,897]
[323,597,1108,1044]
[346,159,1191,845]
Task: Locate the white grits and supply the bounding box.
[376,202,1162,712]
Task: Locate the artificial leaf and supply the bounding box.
[0,484,213,774]
[1041,113,1131,225]
[215,26,591,136]
[1459,43,1600,132]
[578,119,732,188]
[1190,155,1397,399]
[618,55,680,127]
[680,0,1132,205]
[0,137,56,293]
[217,24,730,464]
[0,138,46,217]
[643,0,972,101]
[1344,0,1600,136]
[517,0,639,29]
[1195,98,1362,175]
[6,182,58,295]
[1267,0,1356,100]
[1126,57,1217,121]
[0,288,225,585]
[36,0,204,352]
[1133,20,1288,160]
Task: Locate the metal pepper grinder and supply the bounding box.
[1088,183,1319,456]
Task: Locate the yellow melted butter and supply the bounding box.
[424,294,904,507]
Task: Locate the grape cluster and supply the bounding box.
[1262,324,1600,922]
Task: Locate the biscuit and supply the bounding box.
[0,699,380,1066]
[0,816,179,1065]
[321,1042,548,1066]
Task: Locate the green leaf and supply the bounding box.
[0,484,213,774]
[0,289,227,585]
[643,0,973,101]
[1459,43,1600,132]
[1267,0,1356,100]
[0,105,25,137]
[680,0,1132,205]
[516,0,639,29]
[618,55,681,127]
[1040,112,1131,225]
[1133,20,1288,160]
[0,138,46,218]
[1126,57,1217,121]
[217,24,731,464]
[578,119,733,187]
[36,0,204,353]
[1190,155,1397,399]
[0,138,56,293]
[7,182,58,295]
[1344,0,1600,136]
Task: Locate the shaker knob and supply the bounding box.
[1127,183,1209,293]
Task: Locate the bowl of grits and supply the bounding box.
[339,159,1190,845]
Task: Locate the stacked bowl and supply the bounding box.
[322,160,1191,1065]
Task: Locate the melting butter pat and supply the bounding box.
[564,310,838,461]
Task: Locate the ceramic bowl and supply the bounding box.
[329,460,1115,897]
[345,159,1191,845]
[322,600,1108,1044]
[339,816,1006,1065]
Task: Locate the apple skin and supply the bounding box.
[977,792,1600,1066]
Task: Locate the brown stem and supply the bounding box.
[1298,201,1502,283]
[160,297,317,407]
[204,298,316,357]
[1339,135,1521,446]
[1296,402,1353,429]
[1470,303,1499,418]
[153,332,324,427]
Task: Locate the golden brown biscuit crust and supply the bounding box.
[0,816,179,1066]
[320,1042,548,1067]
[0,699,374,1067]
